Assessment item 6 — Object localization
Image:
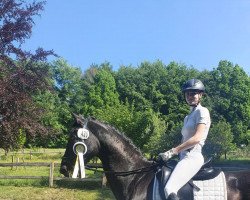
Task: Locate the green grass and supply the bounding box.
[0,148,115,200]
[0,186,114,200]
[214,146,250,164]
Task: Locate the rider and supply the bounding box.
[159,79,211,200]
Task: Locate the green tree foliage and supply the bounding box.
[82,64,120,116]
[32,59,85,147]
[116,61,168,111]
[52,59,85,114]
[16,129,27,150]
[33,90,69,147]
[158,126,183,153]
[143,111,167,155]
[203,121,236,159]
[208,61,250,145]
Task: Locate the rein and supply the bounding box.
[62,155,159,177]
[85,162,159,177]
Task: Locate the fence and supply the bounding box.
[0,149,66,160]
[0,162,106,187]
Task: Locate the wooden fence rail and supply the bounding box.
[0,162,105,187]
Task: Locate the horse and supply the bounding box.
[60,115,250,200]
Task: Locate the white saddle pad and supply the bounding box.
[193,171,227,200]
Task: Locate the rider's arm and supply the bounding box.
[173,123,205,154]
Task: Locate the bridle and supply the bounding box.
[69,118,91,178]
[69,117,159,177]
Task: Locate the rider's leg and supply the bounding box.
[164,151,204,198]
[166,193,179,200]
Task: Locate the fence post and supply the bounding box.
[49,162,54,187]
[16,157,19,169]
[11,155,14,170]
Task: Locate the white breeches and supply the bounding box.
[164,151,204,197]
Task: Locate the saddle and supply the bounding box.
[154,157,222,200]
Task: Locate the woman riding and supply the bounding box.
[159,79,211,200]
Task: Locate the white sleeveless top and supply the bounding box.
[181,104,211,153]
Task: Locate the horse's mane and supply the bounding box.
[89,118,147,161]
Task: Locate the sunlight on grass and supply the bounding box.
[0,186,115,200]
[0,148,115,200]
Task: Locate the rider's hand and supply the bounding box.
[158,148,177,162]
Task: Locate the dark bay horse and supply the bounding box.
[60,115,250,200]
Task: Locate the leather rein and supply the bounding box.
[85,162,159,177]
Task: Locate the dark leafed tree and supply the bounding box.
[0,0,54,151]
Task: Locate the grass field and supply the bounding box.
[0,186,114,200]
[0,148,115,200]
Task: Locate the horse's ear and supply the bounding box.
[72,113,85,126]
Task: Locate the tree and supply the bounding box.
[208,61,250,145]
[32,90,69,148]
[0,0,54,150]
[0,0,52,63]
[143,111,167,155]
[52,59,85,115]
[30,59,86,147]
[83,65,120,116]
[203,120,236,159]
[115,61,168,111]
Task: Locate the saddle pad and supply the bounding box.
[193,171,227,200]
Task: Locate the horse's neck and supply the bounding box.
[97,132,152,200]
[97,132,149,171]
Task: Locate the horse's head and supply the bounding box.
[60,114,100,177]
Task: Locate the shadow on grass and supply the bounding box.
[55,179,102,190]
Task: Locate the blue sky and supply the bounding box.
[24,1,250,74]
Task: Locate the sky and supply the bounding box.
[24,0,250,75]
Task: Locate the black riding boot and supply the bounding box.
[166,193,179,200]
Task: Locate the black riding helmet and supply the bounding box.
[182,79,205,93]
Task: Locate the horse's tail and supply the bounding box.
[228,170,250,200]
[239,171,250,200]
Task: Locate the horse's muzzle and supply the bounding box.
[60,165,70,177]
